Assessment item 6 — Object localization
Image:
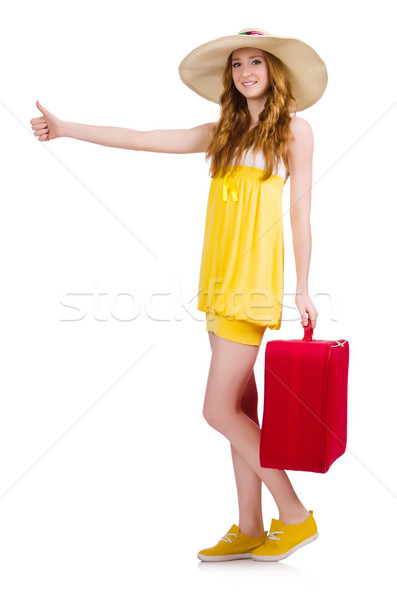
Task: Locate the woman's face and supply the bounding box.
[231,47,270,101]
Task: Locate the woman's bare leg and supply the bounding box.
[208,332,265,537]
[208,331,265,536]
[204,333,310,526]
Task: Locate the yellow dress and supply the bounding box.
[197,149,288,333]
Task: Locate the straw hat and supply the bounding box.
[178,28,328,111]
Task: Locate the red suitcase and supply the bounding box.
[259,320,349,473]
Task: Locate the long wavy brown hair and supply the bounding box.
[205,50,298,182]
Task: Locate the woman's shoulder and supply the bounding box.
[289,115,313,139]
[287,115,314,171]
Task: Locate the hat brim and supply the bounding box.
[178,33,328,111]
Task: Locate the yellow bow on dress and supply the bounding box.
[222,171,239,203]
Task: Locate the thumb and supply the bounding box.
[301,311,309,326]
[36,99,46,115]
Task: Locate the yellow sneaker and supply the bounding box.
[197,524,269,562]
[250,510,319,562]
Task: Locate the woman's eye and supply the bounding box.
[232,60,261,67]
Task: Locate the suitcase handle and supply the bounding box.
[302,318,314,341]
[302,318,349,347]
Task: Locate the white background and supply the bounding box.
[0,0,396,597]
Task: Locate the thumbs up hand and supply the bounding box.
[30,100,64,141]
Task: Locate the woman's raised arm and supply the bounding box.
[30,100,216,154]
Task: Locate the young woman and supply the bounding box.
[30,28,327,563]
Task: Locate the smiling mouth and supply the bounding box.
[242,81,257,87]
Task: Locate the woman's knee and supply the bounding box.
[202,386,237,430]
[202,335,259,428]
[202,382,254,431]
[202,397,225,430]
[202,403,217,429]
[203,396,256,432]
